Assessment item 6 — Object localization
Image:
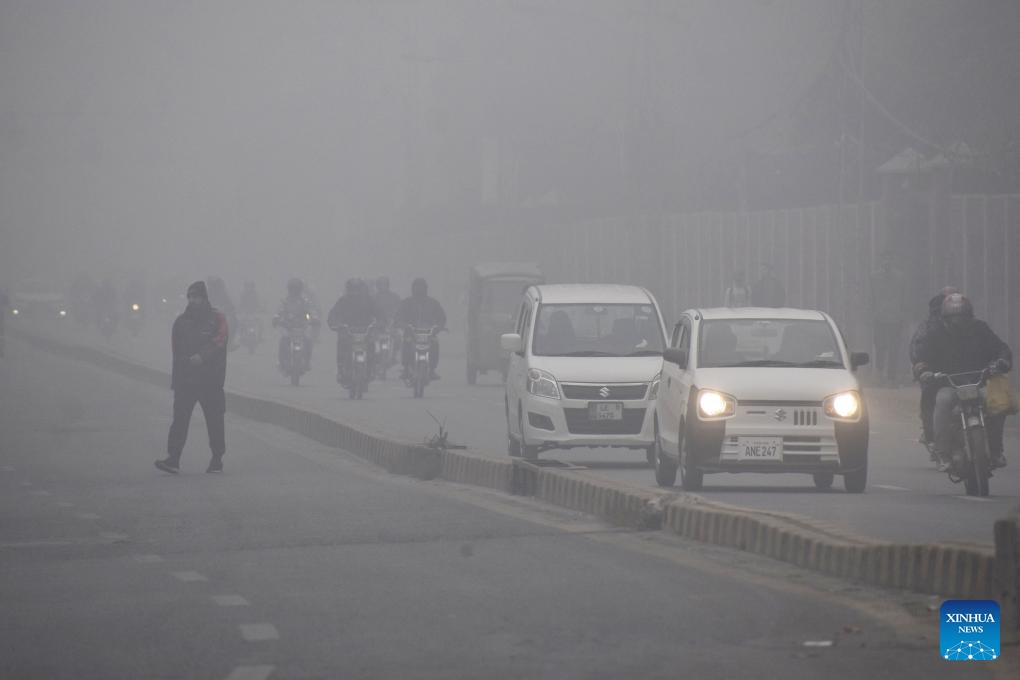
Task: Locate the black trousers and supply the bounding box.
[167,386,226,463]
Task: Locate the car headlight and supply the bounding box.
[647,372,662,400]
[131,303,140,312]
[59,309,67,317]
[824,391,861,421]
[527,368,561,399]
[11,308,19,315]
[697,389,736,419]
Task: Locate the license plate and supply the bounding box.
[588,402,623,421]
[737,437,783,460]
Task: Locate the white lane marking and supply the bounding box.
[873,484,910,491]
[954,496,994,503]
[56,501,74,508]
[213,594,250,607]
[133,554,164,563]
[224,666,275,680]
[239,623,279,641]
[172,570,208,582]
[75,512,101,520]
[803,640,834,647]
[29,489,52,496]
[1,465,14,472]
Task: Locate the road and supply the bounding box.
[14,315,1020,549]
[3,334,1013,679]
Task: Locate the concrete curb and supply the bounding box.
[11,327,1018,629]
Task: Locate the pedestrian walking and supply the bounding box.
[156,281,229,474]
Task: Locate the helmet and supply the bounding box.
[376,276,390,292]
[940,285,960,298]
[287,278,303,296]
[411,277,428,297]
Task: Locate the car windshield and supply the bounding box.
[532,303,665,357]
[697,319,844,368]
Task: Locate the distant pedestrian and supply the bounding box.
[156,281,229,474]
[752,262,785,307]
[869,252,908,386]
[723,271,752,307]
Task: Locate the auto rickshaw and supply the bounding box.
[466,262,545,384]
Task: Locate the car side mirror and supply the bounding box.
[850,351,870,370]
[501,333,523,354]
[663,348,688,368]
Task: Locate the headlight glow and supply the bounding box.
[11,308,19,315]
[59,309,67,317]
[698,390,736,418]
[131,303,140,312]
[824,391,861,420]
[527,368,561,399]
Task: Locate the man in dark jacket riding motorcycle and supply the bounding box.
[395,277,446,381]
[909,286,959,454]
[912,293,1012,470]
[327,278,383,386]
[272,278,319,371]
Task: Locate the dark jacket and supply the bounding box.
[912,318,1012,378]
[327,293,382,331]
[395,295,446,329]
[171,303,229,390]
[908,295,945,368]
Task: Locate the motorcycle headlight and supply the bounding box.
[823,391,861,421]
[697,389,736,419]
[647,372,662,400]
[305,313,311,320]
[527,368,561,399]
[131,303,140,312]
[59,309,67,317]
[11,308,19,315]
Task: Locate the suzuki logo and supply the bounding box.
[773,408,787,422]
[599,386,611,398]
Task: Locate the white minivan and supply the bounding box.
[502,284,666,461]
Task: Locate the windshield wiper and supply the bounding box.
[796,359,844,368]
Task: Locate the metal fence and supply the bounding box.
[398,194,1019,361]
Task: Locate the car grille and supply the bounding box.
[560,383,648,400]
[564,408,646,434]
[792,410,818,426]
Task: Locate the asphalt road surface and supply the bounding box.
[3,336,1015,678]
[18,315,1019,549]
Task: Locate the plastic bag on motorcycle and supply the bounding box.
[985,374,1020,416]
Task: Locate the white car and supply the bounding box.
[652,307,870,492]
[502,284,666,461]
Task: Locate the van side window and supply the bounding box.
[670,321,683,348]
[677,318,691,352]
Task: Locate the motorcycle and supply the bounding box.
[340,324,374,399]
[403,326,441,398]
[125,302,145,337]
[276,314,317,386]
[238,316,262,354]
[374,326,396,381]
[932,369,993,497]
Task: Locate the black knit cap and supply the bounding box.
[187,280,208,299]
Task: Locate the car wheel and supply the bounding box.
[812,472,834,490]
[679,421,704,491]
[653,421,677,487]
[519,407,539,460]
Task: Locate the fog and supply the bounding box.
[2,1,1018,323]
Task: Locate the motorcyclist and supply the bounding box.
[909,285,959,456]
[327,278,383,386]
[272,278,319,371]
[913,293,1012,470]
[395,277,447,381]
[373,276,401,327]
